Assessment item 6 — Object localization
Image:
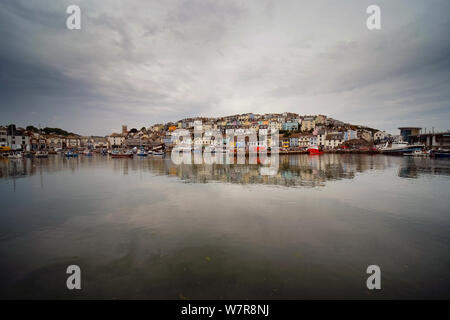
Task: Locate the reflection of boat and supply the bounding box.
[111,150,133,158]
[35,151,49,158]
[8,153,22,159]
[307,146,323,155]
[432,150,450,158]
[404,150,430,157]
[381,142,424,155]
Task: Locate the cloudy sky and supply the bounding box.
[1,0,449,135]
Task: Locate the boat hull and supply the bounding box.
[111,154,133,158]
[382,146,423,155]
[307,148,323,155]
[434,152,450,158]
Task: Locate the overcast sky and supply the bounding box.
[1,0,449,135]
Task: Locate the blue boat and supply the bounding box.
[434,152,450,158]
[65,151,78,157]
[137,149,148,156]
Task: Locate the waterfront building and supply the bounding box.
[409,131,450,149]
[46,134,64,149]
[325,133,344,149]
[289,133,300,147]
[107,133,126,148]
[6,124,31,150]
[317,130,327,147]
[299,133,312,147]
[0,126,6,147]
[399,127,421,143]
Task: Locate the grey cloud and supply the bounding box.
[0,0,449,135]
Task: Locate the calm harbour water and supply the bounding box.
[0,154,449,299]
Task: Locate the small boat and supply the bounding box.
[434,152,450,158]
[111,150,133,158]
[83,150,93,156]
[35,151,49,158]
[23,152,34,158]
[403,150,430,157]
[152,151,165,156]
[431,149,450,158]
[65,151,78,157]
[307,146,323,155]
[137,149,148,156]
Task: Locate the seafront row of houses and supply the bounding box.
[1,113,449,152]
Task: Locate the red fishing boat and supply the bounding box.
[307,146,323,155]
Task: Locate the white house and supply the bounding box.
[107,133,125,148]
[325,133,344,149]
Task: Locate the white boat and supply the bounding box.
[403,150,430,157]
[35,151,49,158]
[380,142,424,155]
[152,151,165,156]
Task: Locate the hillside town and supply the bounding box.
[1,113,449,155]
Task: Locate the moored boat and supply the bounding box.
[111,150,133,158]
[380,142,424,155]
[35,151,49,158]
[65,150,78,157]
[403,150,430,157]
[430,149,450,158]
[307,146,323,155]
[137,149,148,156]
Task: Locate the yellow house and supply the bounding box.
[301,117,316,131]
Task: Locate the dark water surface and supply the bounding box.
[0,154,449,299]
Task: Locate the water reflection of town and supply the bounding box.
[1,155,449,187]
